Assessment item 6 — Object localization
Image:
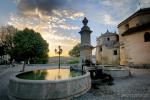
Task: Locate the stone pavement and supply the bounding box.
[75,69,150,100]
[0,65,150,100]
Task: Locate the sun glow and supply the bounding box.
[8,9,82,57]
[45,69,70,80]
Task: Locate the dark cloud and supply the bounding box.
[17,0,71,15]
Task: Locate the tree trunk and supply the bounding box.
[59,55,60,69]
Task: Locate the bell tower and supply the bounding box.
[79,17,93,65]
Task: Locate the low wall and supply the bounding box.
[103,67,130,78]
[8,70,91,100]
[129,64,150,69]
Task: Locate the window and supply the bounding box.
[144,32,150,42]
[121,46,124,49]
[125,24,129,30]
[107,37,110,41]
[116,35,119,41]
[113,50,117,55]
[136,23,139,26]
[100,47,102,51]
[99,47,102,52]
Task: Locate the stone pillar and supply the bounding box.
[79,17,93,65]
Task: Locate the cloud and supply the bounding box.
[16,0,70,16]
[59,24,79,30]
[93,0,142,25]
[8,7,83,56]
[15,0,140,26]
[9,0,150,56]
[93,11,119,26]
[52,9,84,20]
[68,12,84,20]
[103,14,118,25]
[9,0,84,56]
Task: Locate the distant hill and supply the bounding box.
[48,55,96,64]
[48,56,79,64]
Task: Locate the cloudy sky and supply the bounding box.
[0,0,150,56]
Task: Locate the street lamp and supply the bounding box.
[55,46,63,69]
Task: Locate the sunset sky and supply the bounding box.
[0,0,150,56]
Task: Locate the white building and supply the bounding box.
[96,30,120,65]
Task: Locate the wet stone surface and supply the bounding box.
[74,68,150,100]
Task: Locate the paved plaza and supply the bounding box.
[0,65,150,100]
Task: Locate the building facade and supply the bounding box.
[96,30,120,65]
[118,8,150,66]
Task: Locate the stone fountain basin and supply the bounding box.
[103,66,130,78]
[8,69,91,100]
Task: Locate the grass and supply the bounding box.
[48,56,79,64]
[67,60,79,64]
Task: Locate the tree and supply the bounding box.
[0,25,17,64]
[13,28,49,71]
[0,45,5,56]
[69,43,80,57]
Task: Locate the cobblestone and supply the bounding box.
[0,66,150,100]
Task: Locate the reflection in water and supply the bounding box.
[45,69,70,80]
[17,68,83,80]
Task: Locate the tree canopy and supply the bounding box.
[12,28,49,64]
[69,43,80,57]
[0,26,17,61]
[0,45,5,56]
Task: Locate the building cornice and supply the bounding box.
[118,8,150,27]
[121,22,150,36]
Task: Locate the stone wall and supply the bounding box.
[96,33,119,65]
[96,45,120,65]
[119,29,150,65]
[8,70,91,100]
[80,49,92,62]
[118,14,150,34]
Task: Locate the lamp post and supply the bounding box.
[55,46,63,69]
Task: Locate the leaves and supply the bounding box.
[69,43,80,57]
[0,26,17,59]
[13,28,49,63]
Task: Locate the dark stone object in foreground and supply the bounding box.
[89,69,113,86]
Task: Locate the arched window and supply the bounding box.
[100,47,102,51]
[125,24,129,30]
[99,47,102,52]
[113,50,117,55]
[107,37,110,41]
[144,32,150,42]
[116,35,119,41]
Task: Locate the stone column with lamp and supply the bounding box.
[79,17,94,67]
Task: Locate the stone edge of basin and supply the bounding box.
[9,68,90,83]
[8,68,91,100]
